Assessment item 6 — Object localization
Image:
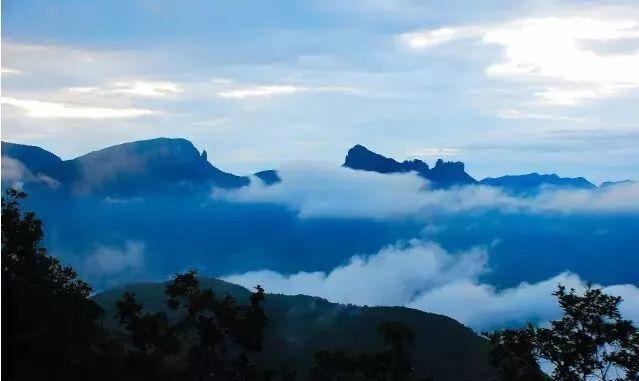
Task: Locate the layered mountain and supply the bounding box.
[343,144,477,188]
[94,278,497,381]
[1,138,282,196]
[1,138,614,197]
[600,179,635,188]
[480,173,596,195]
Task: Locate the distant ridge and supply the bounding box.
[480,173,596,195]
[2,138,621,196]
[1,141,62,174]
[2,138,250,196]
[600,179,635,188]
[343,144,476,188]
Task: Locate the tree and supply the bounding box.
[2,189,109,380]
[487,326,547,381]
[378,321,416,380]
[487,285,639,381]
[115,292,180,380]
[164,270,269,380]
[310,321,417,381]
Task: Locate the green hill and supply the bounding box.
[94,278,498,381]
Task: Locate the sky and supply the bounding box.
[2,0,639,183]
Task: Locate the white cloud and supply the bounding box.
[83,241,145,275]
[224,240,488,306]
[484,15,639,105]
[399,26,481,49]
[409,273,639,329]
[216,164,436,219]
[67,86,101,93]
[1,157,29,189]
[497,109,585,122]
[1,42,160,81]
[211,77,233,84]
[401,9,639,105]
[1,67,22,75]
[225,240,639,330]
[216,164,639,219]
[1,97,157,119]
[1,156,60,188]
[218,85,304,99]
[533,181,639,213]
[217,84,357,99]
[113,80,184,97]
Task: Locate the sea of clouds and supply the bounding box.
[219,164,639,330]
[224,239,639,331]
[216,164,639,219]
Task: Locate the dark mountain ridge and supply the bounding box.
[342,144,609,194]
[1,138,281,196]
[343,144,477,188]
[480,172,596,195]
[1,141,62,174]
[93,277,497,381]
[2,138,618,196]
[49,138,249,195]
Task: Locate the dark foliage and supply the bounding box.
[487,285,639,381]
[163,270,269,380]
[1,189,111,380]
[310,321,419,381]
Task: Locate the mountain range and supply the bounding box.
[3,137,627,196]
[2,138,275,196]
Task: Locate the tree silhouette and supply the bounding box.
[487,284,639,381]
[310,321,417,381]
[487,326,547,381]
[115,292,180,379]
[2,189,109,380]
[378,321,416,380]
[164,270,268,380]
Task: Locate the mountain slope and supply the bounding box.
[253,169,281,185]
[600,179,635,188]
[52,138,249,195]
[343,144,476,188]
[3,138,251,196]
[94,278,497,381]
[480,173,596,195]
[1,141,62,174]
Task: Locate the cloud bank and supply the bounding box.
[1,97,157,119]
[1,156,60,189]
[83,241,146,276]
[216,165,639,219]
[224,240,639,330]
[225,240,487,306]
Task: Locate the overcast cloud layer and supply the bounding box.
[2,1,639,183]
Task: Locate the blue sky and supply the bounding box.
[2,0,639,183]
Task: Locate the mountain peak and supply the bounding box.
[77,137,203,165]
[1,141,62,174]
[343,144,475,188]
[343,144,405,174]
